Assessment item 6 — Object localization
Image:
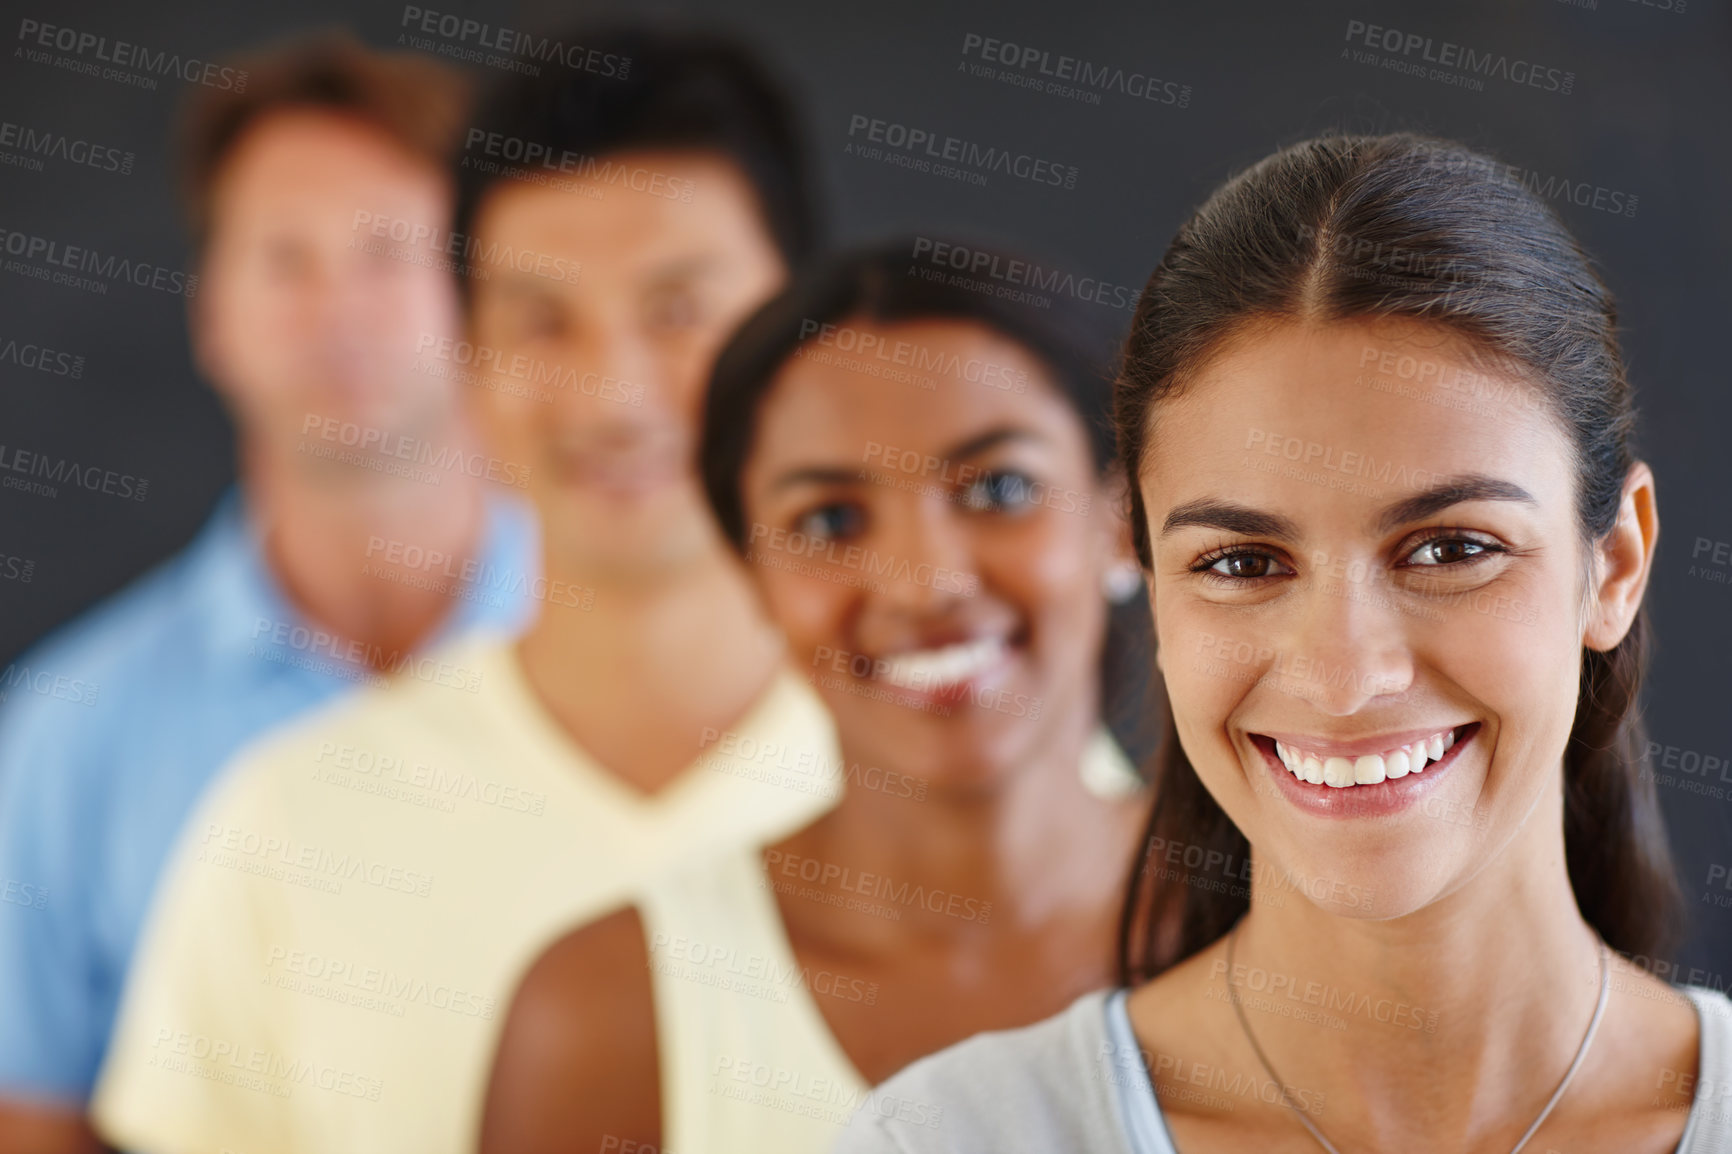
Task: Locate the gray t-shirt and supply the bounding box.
[833,985,1732,1153]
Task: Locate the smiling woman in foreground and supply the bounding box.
[834,134,1732,1154]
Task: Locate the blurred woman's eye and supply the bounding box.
[1193,548,1292,581]
[958,469,1037,514]
[646,286,703,332]
[263,238,313,282]
[793,502,866,542]
[516,304,565,342]
[1400,533,1504,568]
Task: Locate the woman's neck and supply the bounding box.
[1216,799,1614,1148]
[775,706,1148,949]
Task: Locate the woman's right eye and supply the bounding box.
[794,502,865,542]
[1195,549,1292,580]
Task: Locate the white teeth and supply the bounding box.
[879,637,1005,692]
[1353,755,1386,785]
[1271,728,1460,787]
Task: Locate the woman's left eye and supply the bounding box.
[1403,537,1497,567]
[647,287,703,331]
[794,502,865,541]
[958,470,1036,514]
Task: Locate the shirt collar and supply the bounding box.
[196,485,542,669]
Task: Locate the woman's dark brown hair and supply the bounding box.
[1116,133,1683,983]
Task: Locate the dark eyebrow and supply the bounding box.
[490,272,563,300]
[770,465,863,492]
[1160,500,1299,540]
[646,254,718,289]
[942,426,1042,462]
[769,426,1045,493]
[1374,474,1536,533]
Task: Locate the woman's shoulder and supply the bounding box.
[832,988,1134,1154]
[1676,984,1732,1154]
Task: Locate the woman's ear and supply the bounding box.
[1583,461,1658,652]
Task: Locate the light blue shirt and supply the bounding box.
[0,486,540,1102]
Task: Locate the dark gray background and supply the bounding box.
[3,0,1729,976]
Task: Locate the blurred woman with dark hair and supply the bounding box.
[478,239,1156,1152]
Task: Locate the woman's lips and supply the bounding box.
[1249,723,1480,818]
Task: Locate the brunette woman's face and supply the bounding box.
[741,318,1129,789]
[1139,317,1649,918]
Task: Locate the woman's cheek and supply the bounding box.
[758,569,845,666]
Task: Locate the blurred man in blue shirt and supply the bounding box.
[0,33,539,1149]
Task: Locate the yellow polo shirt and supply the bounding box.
[91,631,841,1154]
